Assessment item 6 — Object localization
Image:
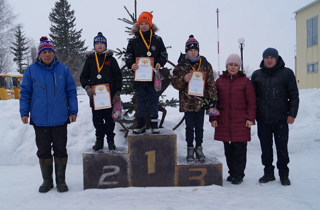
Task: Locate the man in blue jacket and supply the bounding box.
[19,36,78,193]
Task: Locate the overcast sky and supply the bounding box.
[10,0,314,73]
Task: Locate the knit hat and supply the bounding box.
[38,36,55,55]
[262,48,279,60]
[93,32,107,48]
[138,11,153,28]
[185,35,199,52]
[226,54,241,67]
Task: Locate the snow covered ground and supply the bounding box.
[0,86,320,210]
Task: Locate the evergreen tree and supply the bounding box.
[10,25,29,73]
[48,0,87,77]
[117,0,178,131]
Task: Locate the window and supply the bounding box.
[307,16,318,47]
[307,63,318,73]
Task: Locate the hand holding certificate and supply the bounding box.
[134,57,154,82]
[188,71,206,97]
[92,84,112,110]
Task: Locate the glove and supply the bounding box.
[208,97,217,108]
[85,86,95,99]
[113,91,121,103]
[201,98,210,110]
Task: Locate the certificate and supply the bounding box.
[134,57,154,81]
[188,71,206,97]
[92,84,112,110]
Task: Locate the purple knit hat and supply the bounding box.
[226,54,241,67]
[185,35,199,52]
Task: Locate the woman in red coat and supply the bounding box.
[210,54,256,185]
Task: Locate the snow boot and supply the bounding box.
[226,175,233,182]
[186,147,195,162]
[259,174,276,183]
[280,176,291,186]
[151,118,160,134]
[39,158,54,193]
[54,157,68,192]
[92,136,104,151]
[194,146,205,162]
[133,118,146,134]
[108,142,116,151]
[232,177,243,185]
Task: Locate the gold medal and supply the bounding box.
[139,29,153,57]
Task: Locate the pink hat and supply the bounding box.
[225,54,241,67]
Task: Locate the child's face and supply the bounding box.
[95,42,106,53]
[187,49,199,58]
[139,22,150,32]
[227,63,240,75]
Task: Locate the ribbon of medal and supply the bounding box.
[95,50,107,79]
[139,29,153,57]
[185,55,202,71]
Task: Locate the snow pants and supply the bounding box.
[223,142,247,179]
[91,107,115,143]
[184,110,205,147]
[135,85,159,119]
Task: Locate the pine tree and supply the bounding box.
[10,25,29,74]
[48,0,87,77]
[117,0,178,131]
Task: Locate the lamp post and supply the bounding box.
[238,37,245,71]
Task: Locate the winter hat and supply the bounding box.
[262,48,279,60]
[138,11,153,28]
[226,54,241,67]
[93,32,107,48]
[38,36,55,55]
[185,35,199,53]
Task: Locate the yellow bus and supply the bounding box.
[0,74,15,100]
[11,74,23,99]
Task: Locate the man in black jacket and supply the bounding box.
[80,32,122,151]
[251,48,299,186]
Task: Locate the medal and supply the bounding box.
[94,50,107,78]
[139,29,153,57]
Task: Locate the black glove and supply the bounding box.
[201,97,217,110]
[209,97,217,108]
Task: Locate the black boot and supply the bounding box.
[194,146,205,162]
[106,133,116,151]
[133,118,146,134]
[259,174,276,183]
[280,176,291,186]
[54,157,68,192]
[186,147,195,162]
[92,136,104,151]
[108,142,116,150]
[39,158,54,193]
[151,118,160,134]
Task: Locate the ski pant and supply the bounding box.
[184,110,204,147]
[223,142,247,179]
[33,124,68,159]
[135,85,159,119]
[257,120,290,177]
[91,107,115,143]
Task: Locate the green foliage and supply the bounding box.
[10,25,29,73]
[48,0,87,77]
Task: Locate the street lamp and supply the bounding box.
[238,37,245,71]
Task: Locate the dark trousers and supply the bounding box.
[33,124,68,159]
[184,110,204,147]
[224,142,247,179]
[135,85,159,119]
[92,107,115,143]
[257,120,289,177]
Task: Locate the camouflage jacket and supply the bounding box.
[172,54,218,112]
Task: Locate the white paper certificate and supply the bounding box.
[188,71,206,97]
[134,57,154,81]
[92,84,112,110]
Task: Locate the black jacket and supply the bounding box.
[125,23,168,88]
[251,56,299,122]
[80,50,122,101]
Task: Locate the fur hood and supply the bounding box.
[130,23,159,35]
[85,49,114,58]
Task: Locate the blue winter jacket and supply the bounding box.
[19,57,78,126]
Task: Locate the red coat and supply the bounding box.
[209,72,256,142]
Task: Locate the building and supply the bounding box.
[295,0,320,89]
